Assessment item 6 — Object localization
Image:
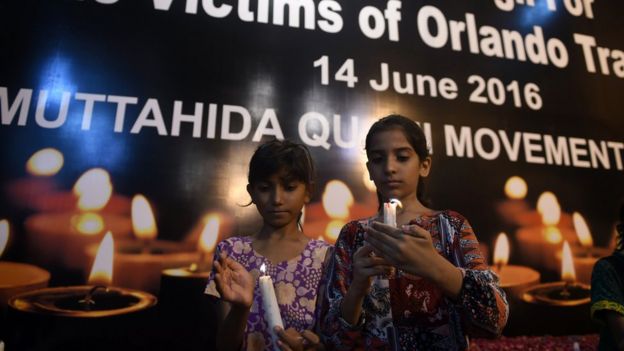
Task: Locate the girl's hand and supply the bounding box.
[275,327,324,351]
[214,252,254,308]
[351,243,393,295]
[364,222,441,279]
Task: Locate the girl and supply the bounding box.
[321,115,508,350]
[205,140,331,351]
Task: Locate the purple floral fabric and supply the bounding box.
[205,236,331,351]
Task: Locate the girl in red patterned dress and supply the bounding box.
[320,115,508,350]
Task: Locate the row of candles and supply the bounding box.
[1,148,613,346]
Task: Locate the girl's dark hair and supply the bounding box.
[248,139,316,195]
[364,114,431,207]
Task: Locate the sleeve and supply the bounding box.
[204,239,231,298]
[591,258,624,323]
[452,215,509,338]
[319,222,367,350]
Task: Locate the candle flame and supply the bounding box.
[260,263,266,275]
[73,213,104,235]
[322,180,354,219]
[504,176,527,200]
[537,192,560,226]
[88,231,114,286]
[26,148,64,176]
[493,232,510,267]
[572,212,593,249]
[131,194,157,240]
[544,226,563,244]
[198,214,220,254]
[0,219,9,258]
[561,240,576,283]
[325,219,345,242]
[73,168,113,211]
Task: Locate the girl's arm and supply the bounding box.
[446,214,508,338]
[591,258,624,351]
[320,222,391,350]
[212,254,255,351]
[215,300,250,351]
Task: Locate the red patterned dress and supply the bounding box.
[320,210,508,350]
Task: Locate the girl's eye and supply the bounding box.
[370,156,384,164]
[285,184,298,191]
[397,155,410,162]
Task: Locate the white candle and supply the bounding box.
[259,263,283,350]
[383,199,401,227]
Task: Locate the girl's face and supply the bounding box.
[247,169,310,229]
[366,129,431,202]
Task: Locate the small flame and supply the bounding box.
[73,168,113,211]
[325,220,345,242]
[561,240,576,284]
[131,194,157,240]
[26,148,64,176]
[0,219,9,258]
[544,226,563,244]
[572,212,593,249]
[322,180,354,219]
[537,192,560,226]
[88,231,114,286]
[260,263,266,275]
[493,232,510,267]
[198,214,220,254]
[504,176,527,200]
[73,213,104,235]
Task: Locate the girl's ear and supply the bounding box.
[419,156,432,177]
[304,187,311,204]
[246,184,254,203]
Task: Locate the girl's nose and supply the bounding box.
[384,157,397,174]
[272,187,284,204]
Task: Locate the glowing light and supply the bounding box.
[198,214,220,253]
[544,226,563,244]
[572,212,593,249]
[504,176,527,199]
[0,219,9,258]
[88,231,114,286]
[26,148,64,176]
[260,263,266,275]
[73,213,104,235]
[73,168,113,211]
[325,219,345,242]
[537,192,560,226]
[131,194,157,240]
[493,232,510,267]
[561,241,576,284]
[322,180,354,219]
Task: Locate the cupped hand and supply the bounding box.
[351,242,393,295]
[364,222,440,279]
[214,252,254,308]
[275,327,324,351]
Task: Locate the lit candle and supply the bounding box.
[6,148,62,210]
[518,240,592,336]
[303,180,376,243]
[491,232,540,300]
[0,220,50,310]
[383,198,401,227]
[86,194,197,294]
[515,192,577,271]
[7,232,157,349]
[259,263,283,350]
[495,176,532,226]
[23,168,132,273]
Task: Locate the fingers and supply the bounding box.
[370,221,403,238]
[276,327,303,350]
[353,244,374,258]
[301,330,320,347]
[401,224,432,240]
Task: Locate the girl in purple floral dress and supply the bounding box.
[205,140,331,351]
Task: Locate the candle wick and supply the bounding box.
[79,285,108,310]
[141,239,151,254]
[560,282,571,299]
